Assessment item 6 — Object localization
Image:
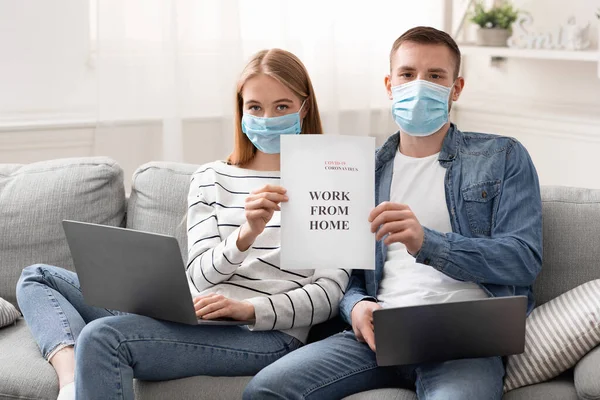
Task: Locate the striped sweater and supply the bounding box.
[186,161,350,343]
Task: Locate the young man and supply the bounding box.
[243,26,542,400]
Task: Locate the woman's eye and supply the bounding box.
[276,105,289,111]
[249,105,261,111]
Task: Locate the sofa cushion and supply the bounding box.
[135,377,417,400]
[574,344,600,399]
[127,162,200,261]
[0,157,126,309]
[0,319,58,400]
[503,370,578,400]
[134,374,576,400]
[0,297,20,328]
[536,186,600,306]
[344,389,417,400]
[344,373,578,400]
[134,376,252,400]
[504,280,600,392]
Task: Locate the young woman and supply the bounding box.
[16,48,350,400]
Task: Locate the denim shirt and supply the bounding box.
[339,124,543,323]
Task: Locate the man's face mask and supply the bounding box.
[391,80,454,137]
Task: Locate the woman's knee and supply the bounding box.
[19,263,45,280]
[17,263,50,293]
[77,317,124,354]
[19,264,78,291]
[18,263,68,284]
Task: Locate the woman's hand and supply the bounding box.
[237,184,288,251]
[193,294,255,321]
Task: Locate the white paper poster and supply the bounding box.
[280,134,375,270]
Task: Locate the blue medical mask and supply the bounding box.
[241,101,305,154]
[391,80,453,137]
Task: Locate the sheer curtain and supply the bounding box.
[95,0,444,163]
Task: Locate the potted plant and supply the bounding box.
[470,1,519,47]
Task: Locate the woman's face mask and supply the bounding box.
[241,101,306,154]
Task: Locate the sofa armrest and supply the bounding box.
[574,345,600,400]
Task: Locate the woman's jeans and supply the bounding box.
[17,264,302,400]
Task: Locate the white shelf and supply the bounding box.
[460,45,599,62]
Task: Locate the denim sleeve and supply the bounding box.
[338,270,376,325]
[415,141,543,287]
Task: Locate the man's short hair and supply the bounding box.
[389,26,461,79]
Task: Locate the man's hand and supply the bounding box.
[351,300,382,352]
[194,294,255,321]
[369,202,424,255]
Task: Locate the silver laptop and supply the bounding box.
[62,220,254,326]
[373,296,527,366]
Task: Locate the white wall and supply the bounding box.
[0,0,422,190]
[454,0,600,189]
[0,0,95,123]
[2,0,599,190]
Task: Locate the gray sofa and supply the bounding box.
[1,157,599,400]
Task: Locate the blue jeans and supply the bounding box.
[244,330,505,400]
[17,264,303,400]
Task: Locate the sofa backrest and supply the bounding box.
[0,157,126,309]
[534,186,600,306]
[3,158,597,311]
[126,162,200,263]
[127,164,600,308]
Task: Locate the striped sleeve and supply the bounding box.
[245,268,350,331]
[186,177,250,292]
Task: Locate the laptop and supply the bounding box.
[373,296,527,366]
[62,220,254,326]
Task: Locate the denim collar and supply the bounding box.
[375,123,460,171]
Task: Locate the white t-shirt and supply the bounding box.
[377,150,488,308]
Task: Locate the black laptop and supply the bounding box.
[373,296,527,366]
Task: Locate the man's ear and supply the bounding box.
[452,77,465,101]
[384,75,393,100]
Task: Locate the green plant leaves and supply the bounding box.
[470,0,519,30]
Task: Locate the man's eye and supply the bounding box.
[431,74,441,79]
[400,73,412,78]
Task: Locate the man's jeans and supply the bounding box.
[244,329,504,400]
[17,264,302,400]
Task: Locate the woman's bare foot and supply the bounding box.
[49,346,75,389]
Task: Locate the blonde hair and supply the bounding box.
[227,49,323,166]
